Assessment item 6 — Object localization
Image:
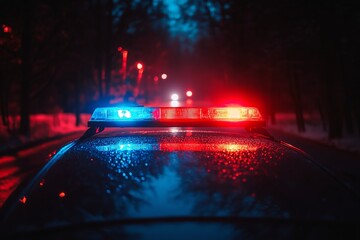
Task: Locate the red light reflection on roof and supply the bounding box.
[39,179,45,187]
[160,143,257,152]
[2,24,12,33]
[19,196,27,204]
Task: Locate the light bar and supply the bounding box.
[88,107,265,128]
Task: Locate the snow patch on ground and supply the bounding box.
[268,112,360,155]
[0,114,90,153]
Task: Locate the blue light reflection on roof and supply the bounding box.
[96,143,158,152]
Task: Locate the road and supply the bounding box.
[0,132,84,208]
[1,129,359,208]
[269,128,360,198]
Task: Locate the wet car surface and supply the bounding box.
[1,128,359,239]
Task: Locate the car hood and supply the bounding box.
[1,130,359,238]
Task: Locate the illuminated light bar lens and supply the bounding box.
[90,107,158,121]
[118,110,131,118]
[158,107,262,121]
[160,107,201,119]
[89,106,264,127]
[203,107,262,121]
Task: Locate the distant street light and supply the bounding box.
[136,62,144,85]
[186,90,193,97]
[161,73,167,80]
[171,93,179,101]
[137,62,143,70]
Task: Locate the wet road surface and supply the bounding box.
[0,132,83,207]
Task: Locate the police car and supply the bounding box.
[0,106,359,239]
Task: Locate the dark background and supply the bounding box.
[0,0,359,139]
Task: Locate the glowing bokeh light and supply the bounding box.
[137,63,143,70]
[170,100,180,107]
[171,93,179,101]
[2,24,12,33]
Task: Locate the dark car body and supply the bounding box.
[1,127,359,239]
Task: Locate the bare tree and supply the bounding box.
[19,0,33,136]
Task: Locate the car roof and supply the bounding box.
[1,128,359,239]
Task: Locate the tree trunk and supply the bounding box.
[317,102,327,131]
[19,1,32,136]
[104,0,113,99]
[75,72,81,127]
[96,0,103,100]
[0,72,9,127]
[289,59,305,132]
[268,74,277,125]
[319,2,343,139]
[325,67,342,139]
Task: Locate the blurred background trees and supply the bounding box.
[0,0,359,139]
[177,0,360,138]
[0,0,170,135]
